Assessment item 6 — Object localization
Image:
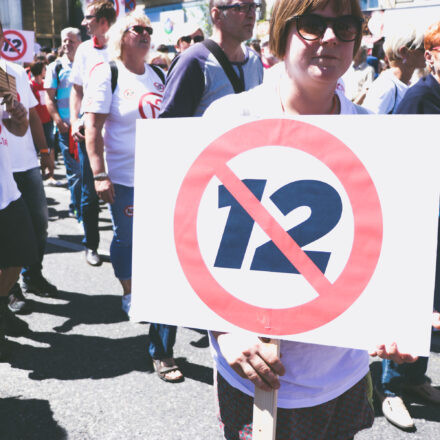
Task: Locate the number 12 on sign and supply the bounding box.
[214,179,343,275]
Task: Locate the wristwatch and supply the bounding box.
[93,172,109,181]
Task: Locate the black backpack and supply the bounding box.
[108,61,165,93]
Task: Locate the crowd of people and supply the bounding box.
[1,0,440,438]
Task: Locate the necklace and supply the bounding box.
[279,88,339,115]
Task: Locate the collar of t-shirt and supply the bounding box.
[93,36,105,50]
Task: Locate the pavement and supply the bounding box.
[1,164,439,439]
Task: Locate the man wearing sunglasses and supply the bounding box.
[160,0,263,118]
[69,0,116,267]
[175,24,205,54]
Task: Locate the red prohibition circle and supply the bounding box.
[138,93,163,119]
[174,119,383,335]
[115,0,120,17]
[1,30,27,61]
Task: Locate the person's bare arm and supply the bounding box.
[3,100,28,136]
[29,107,54,178]
[84,112,114,203]
[70,83,84,142]
[45,88,69,134]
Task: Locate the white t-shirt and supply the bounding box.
[70,40,110,115]
[0,60,39,173]
[205,71,370,409]
[363,69,408,114]
[342,61,375,102]
[70,39,109,90]
[83,61,164,187]
[0,119,21,210]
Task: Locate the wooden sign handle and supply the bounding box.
[252,338,281,440]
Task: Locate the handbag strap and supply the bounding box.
[202,39,244,94]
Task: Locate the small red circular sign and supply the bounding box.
[1,30,28,61]
[174,119,383,335]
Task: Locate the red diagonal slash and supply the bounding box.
[4,38,21,56]
[215,163,333,295]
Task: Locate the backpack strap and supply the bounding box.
[109,60,118,94]
[149,64,166,84]
[201,39,244,94]
[54,59,63,83]
[387,83,398,114]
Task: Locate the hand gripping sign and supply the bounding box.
[131,116,439,354]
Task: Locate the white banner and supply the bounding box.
[131,116,440,356]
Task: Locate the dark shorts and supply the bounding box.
[217,372,374,440]
[0,197,38,269]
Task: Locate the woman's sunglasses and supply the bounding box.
[126,25,153,36]
[290,14,363,42]
[180,35,204,44]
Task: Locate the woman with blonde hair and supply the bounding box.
[363,25,426,113]
[83,11,182,382]
[204,0,418,437]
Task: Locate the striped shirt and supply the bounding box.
[44,55,73,123]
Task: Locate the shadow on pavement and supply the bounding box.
[25,290,127,332]
[176,357,214,386]
[0,397,67,439]
[8,332,153,381]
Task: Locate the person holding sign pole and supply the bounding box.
[205,0,419,438]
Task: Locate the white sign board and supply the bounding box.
[1,30,34,63]
[131,116,439,356]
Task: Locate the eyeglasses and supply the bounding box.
[290,14,363,43]
[217,2,261,14]
[84,14,96,20]
[180,35,204,44]
[152,63,168,69]
[126,25,153,36]
[431,46,440,51]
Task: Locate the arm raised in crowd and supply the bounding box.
[3,99,28,136]
[70,84,85,142]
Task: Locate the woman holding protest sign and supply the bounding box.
[84,11,183,382]
[204,0,419,438]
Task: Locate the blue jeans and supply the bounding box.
[12,167,48,280]
[78,141,99,251]
[148,324,177,360]
[108,184,133,280]
[58,131,81,220]
[42,121,55,151]
[381,358,428,397]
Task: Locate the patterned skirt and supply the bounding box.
[217,372,374,440]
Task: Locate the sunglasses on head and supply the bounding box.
[126,25,153,36]
[180,35,204,44]
[290,14,363,43]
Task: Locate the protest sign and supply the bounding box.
[131,116,439,356]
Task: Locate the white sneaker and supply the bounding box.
[382,396,414,429]
[121,294,131,315]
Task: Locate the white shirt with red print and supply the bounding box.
[0,119,20,210]
[83,60,164,187]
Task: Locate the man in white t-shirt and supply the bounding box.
[69,0,116,266]
[0,24,58,309]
